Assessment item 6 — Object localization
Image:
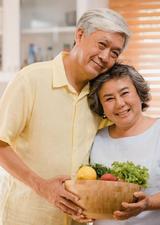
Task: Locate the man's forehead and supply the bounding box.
[95,32,124,48]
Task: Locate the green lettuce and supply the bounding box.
[91,161,149,188]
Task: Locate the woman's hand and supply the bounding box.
[113,191,149,220]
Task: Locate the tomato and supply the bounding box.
[100,173,118,181]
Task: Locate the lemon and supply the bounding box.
[76,165,97,180]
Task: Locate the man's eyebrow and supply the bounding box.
[119,87,129,92]
[99,38,123,52]
[115,47,123,53]
[112,46,123,53]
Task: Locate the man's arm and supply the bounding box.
[0,140,82,216]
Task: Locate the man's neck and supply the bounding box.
[63,52,88,94]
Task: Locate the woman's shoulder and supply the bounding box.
[153,118,160,130]
[95,127,109,140]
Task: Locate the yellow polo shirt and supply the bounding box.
[0,52,101,225]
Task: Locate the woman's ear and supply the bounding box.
[103,112,107,119]
[74,28,85,45]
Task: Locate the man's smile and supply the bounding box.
[91,59,105,70]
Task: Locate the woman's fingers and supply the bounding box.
[113,210,134,220]
[113,192,149,220]
[134,191,147,201]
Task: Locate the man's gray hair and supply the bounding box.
[76,8,131,49]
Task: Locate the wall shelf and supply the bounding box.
[21,26,76,34]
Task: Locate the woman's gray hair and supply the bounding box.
[88,64,151,118]
[76,8,131,49]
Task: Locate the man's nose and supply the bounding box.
[98,49,110,63]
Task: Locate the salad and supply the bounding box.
[77,161,149,188]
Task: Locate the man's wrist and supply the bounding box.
[26,170,46,194]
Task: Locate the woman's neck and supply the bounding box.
[109,116,157,138]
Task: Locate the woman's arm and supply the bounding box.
[113,191,160,220]
[146,192,160,210]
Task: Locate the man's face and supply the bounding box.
[74,29,125,81]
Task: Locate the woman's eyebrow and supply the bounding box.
[102,87,129,98]
[102,93,113,98]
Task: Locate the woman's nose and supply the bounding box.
[115,97,125,108]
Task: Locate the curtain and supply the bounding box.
[109,0,160,117]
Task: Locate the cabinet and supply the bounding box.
[20,0,76,67]
[0,0,108,83]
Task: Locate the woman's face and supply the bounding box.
[98,76,143,129]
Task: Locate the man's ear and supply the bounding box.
[74,28,85,45]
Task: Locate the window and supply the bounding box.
[109,0,160,117]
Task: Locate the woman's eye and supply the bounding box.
[105,97,114,101]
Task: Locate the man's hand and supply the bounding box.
[35,176,85,217]
[71,214,94,223]
[0,143,85,217]
[113,191,149,220]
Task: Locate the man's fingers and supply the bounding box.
[72,215,93,223]
[58,176,71,183]
[55,201,75,215]
[63,191,86,211]
[59,197,83,215]
[61,188,85,209]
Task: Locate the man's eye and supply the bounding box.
[98,42,106,49]
[122,91,129,96]
[111,51,119,58]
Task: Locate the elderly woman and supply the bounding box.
[88,64,160,225]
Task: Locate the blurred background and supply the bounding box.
[0,0,159,117]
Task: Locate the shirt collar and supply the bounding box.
[52,52,69,88]
[52,51,90,96]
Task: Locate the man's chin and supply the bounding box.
[86,68,107,80]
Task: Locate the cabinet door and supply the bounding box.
[20,0,76,67]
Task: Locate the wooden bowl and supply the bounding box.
[65,180,140,219]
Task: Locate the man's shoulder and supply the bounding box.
[17,52,63,82]
[11,60,55,87]
[20,60,53,78]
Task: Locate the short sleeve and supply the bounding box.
[0,72,34,146]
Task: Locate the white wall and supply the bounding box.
[76,0,108,20]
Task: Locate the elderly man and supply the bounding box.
[0,8,130,225]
